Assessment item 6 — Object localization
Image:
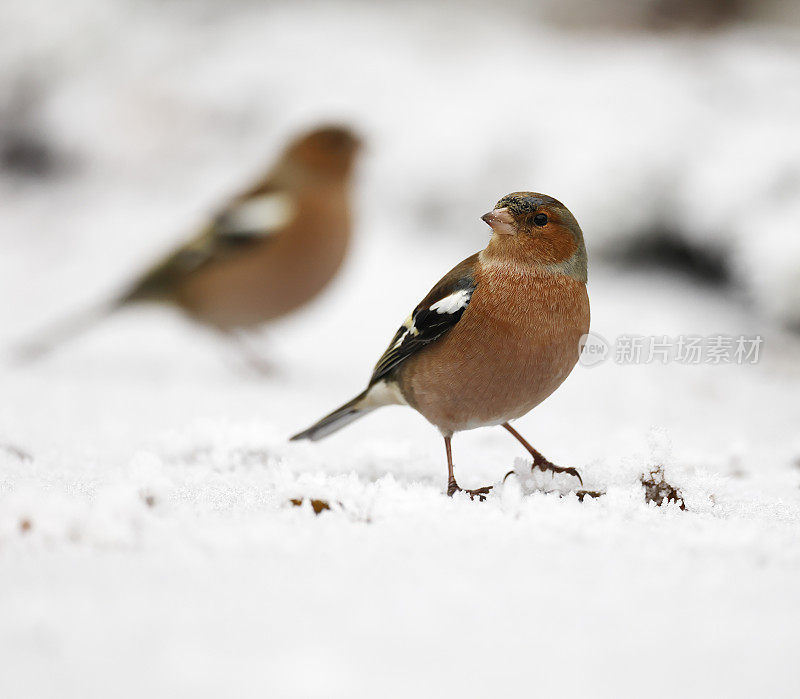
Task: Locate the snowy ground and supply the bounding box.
[2,237,800,698]
[2,2,800,697]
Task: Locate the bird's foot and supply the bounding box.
[244,356,278,377]
[533,459,583,487]
[229,330,277,377]
[447,480,493,501]
[1,443,31,461]
[502,470,603,501]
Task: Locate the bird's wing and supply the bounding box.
[209,189,296,248]
[121,189,296,302]
[369,253,479,385]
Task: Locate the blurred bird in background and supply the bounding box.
[13,125,361,365]
[293,192,589,498]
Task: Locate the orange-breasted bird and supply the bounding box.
[15,125,361,361]
[292,192,590,498]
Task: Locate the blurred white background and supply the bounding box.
[2,0,800,328]
[2,2,800,698]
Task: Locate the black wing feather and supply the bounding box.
[121,190,287,303]
[369,254,478,385]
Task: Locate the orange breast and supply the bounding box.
[397,264,590,435]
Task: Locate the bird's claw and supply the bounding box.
[535,460,583,487]
[503,468,601,500]
[464,486,492,501]
[447,481,493,501]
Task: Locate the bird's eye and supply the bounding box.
[533,213,548,227]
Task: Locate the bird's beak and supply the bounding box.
[481,207,516,235]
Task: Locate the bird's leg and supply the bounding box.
[229,328,276,376]
[445,436,459,496]
[444,436,492,501]
[501,423,583,486]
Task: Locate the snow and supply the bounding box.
[3,243,800,698]
[2,2,800,697]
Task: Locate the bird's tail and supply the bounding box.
[9,299,121,363]
[290,386,388,442]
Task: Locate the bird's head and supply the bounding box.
[284,125,361,180]
[481,192,587,282]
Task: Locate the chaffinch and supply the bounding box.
[16,125,361,359]
[292,192,590,498]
